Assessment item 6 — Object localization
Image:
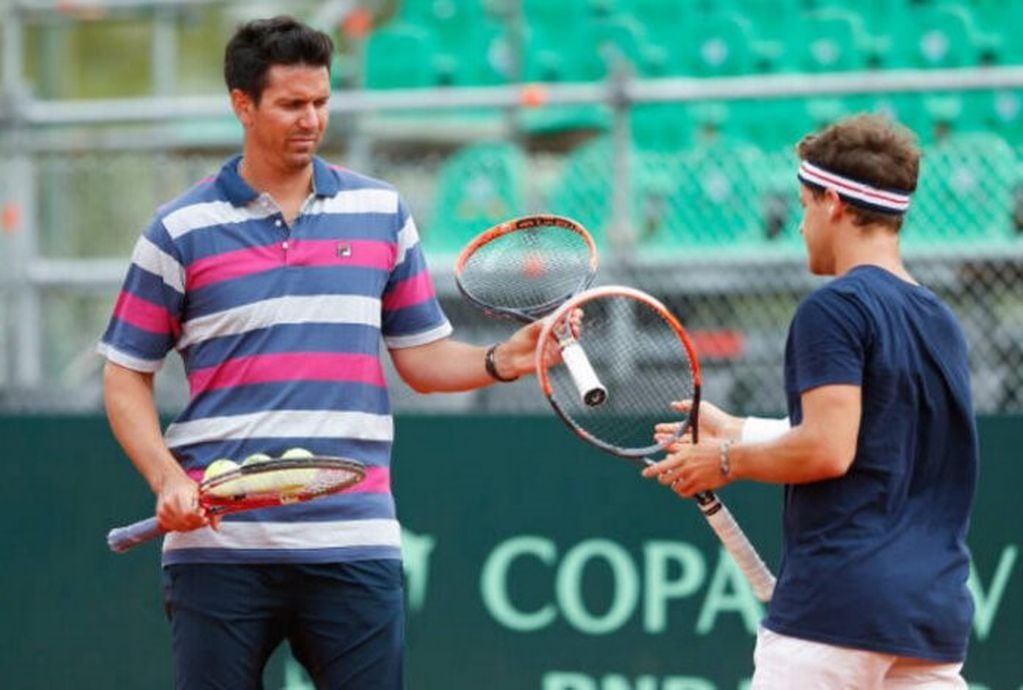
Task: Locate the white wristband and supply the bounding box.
[740,416,790,443]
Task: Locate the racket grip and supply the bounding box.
[561,340,608,407]
[696,494,776,603]
[107,517,164,553]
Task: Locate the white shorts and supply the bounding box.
[751,627,968,690]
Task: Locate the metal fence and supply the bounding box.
[1,3,1021,416]
[3,121,1022,416]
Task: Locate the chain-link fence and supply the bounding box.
[3,110,1021,415]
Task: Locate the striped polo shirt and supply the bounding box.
[97,155,452,565]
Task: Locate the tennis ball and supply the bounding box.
[281,447,314,459]
[203,458,239,482]
[242,452,273,466]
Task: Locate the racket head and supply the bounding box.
[454,214,598,322]
[199,456,366,514]
[536,285,702,460]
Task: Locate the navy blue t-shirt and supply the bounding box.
[764,265,978,662]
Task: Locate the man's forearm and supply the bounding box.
[102,362,186,492]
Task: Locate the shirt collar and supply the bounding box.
[217,154,340,207]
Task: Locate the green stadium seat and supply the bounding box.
[546,138,617,246]
[426,141,527,252]
[545,137,690,249]
[361,17,508,131]
[515,0,616,132]
[793,9,875,72]
[550,137,790,254]
[631,103,693,152]
[693,12,757,76]
[521,0,601,79]
[638,140,777,253]
[893,3,1000,69]
[362,22,443,88]
[448,19,511,86]
[890,91,1012,144]
[396,0,482,45]
[730,98,811,151]
[592,14,670,78]
[687,12,776,76]
[701,0,800,44]
[800,0,905,39]
[989,90,1023,140]
[395,1,511,86]
[904,132,1017,248]
[622,0,688,49]
[972,0,1023,63]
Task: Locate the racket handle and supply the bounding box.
[107,517,164,553]
[695,492,776,603]
[561,340,608,407]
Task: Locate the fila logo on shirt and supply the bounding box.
[336,242,353,258]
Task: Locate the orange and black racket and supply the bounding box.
[454,214,598,323]
[537,285,776,602]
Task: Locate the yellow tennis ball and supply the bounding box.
[203,458,239,482]
[280,447,314,459]
[242,452,273,466]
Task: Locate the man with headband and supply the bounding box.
[644,114,977,688]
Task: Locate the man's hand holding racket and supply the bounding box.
[485,319,550,382]
[454,214,596,386]
[534,285,777,603]
[649,400,745,497]
[643,431,733,498]
[107,455,366,553]
[155,466,217,533]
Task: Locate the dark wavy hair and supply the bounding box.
[797,114,920,230]
[224,15,334,104]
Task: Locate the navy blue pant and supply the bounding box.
[161,560,404,690]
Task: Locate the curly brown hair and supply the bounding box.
[796,114,920,230]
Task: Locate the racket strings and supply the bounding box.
[544,295,696,454]
[460,225,593,316]
[204,464,363,504]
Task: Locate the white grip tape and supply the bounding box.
[702,503,776,602]
[561,340,608,407]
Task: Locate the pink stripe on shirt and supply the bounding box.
[187,244,280,290]
[382,271,437,311]
[113,290,180,337]
[187,239,396,290]
[188,352,386,395]
[290,239,396,270]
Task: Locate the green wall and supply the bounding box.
[0,416,1018,689]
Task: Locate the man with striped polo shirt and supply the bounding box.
[98,16,539,690]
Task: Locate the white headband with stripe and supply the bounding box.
[798,160,911,215]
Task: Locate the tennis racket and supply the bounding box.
[455,214,606,402]
[107,455,366,553]
[536,285,776,602]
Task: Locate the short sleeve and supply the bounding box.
[96,218,186,372]
[788,287,869,395]
[380,201,453,348]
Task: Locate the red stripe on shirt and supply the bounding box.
[382,271,437,311]
[187,239,396,290]
[187,352,386,395]
[113,290,180,336]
